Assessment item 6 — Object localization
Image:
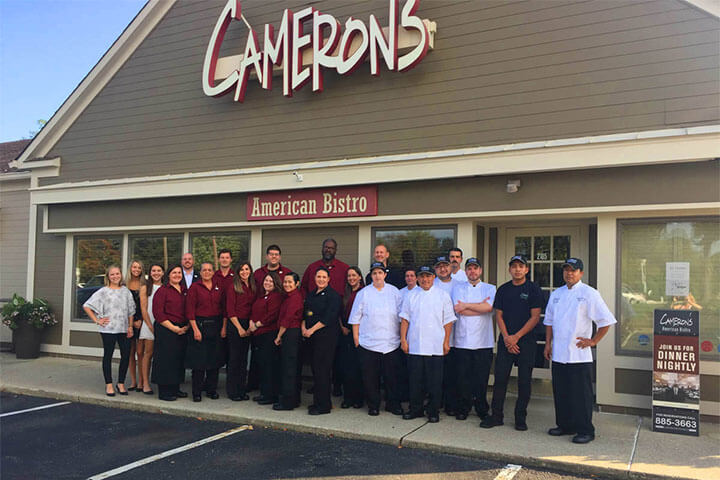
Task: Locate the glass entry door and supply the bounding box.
[503,226,585,378]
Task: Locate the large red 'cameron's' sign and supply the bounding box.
[247,186,378,221]
[203,0,432,102]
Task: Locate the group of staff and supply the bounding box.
[83,238,616,444]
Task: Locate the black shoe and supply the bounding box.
[572,433,595,444]
[175,390,188,398]
[403,411,424,420]
[230,394,249,401]
[273,403,294,411]
[352,402,363,409]
[159,395,177,401]
[341,401,352,409]
[548,427,575,436]
[142,389,154,395]
[455,412,468,421]
[207,391,220,400]
[428,415,439,423]
[257,397,276,405]
[480,416,503,428]
[193,395,202,402]
[105,390,115,397]
[368,408,380,416]
[253,395,265,402]
[515,421,528,431]
[308,406,330,415]
[385,406,404,416]
[116,384,128,396]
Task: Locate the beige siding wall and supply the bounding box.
[34,213,65,345]
[262,226,359,276]
[42,0,719,185]
[0,179,30,342]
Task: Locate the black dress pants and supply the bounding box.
[360,347,401,410]
[247,336,260,391]
[455,347,493,416]
[255,331,280,401]
[442,348,458,412]
[279,328,302,408]
[192,368,219,396]
[226,320,250,398]
[551,361,595,435]
[100,333,131,384]
[490,338,535,422]
[408,354,443,416]
[310,328,338,412]
[339,334,363,406]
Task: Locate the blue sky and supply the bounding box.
[0,0,146,142]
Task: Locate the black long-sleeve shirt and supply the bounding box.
[304,287,341,331]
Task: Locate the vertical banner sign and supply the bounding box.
[652,309,700,436]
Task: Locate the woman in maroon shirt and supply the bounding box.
[273,272,304,410]
[248,272,283,405]
[185,263,224,402]
[340,267,365,409]
[151,265,189,401]
[225,261,255,401]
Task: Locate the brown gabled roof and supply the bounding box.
[0,139,31,173]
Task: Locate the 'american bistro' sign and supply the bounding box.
[247,186,378,221]
[203,0,435,102]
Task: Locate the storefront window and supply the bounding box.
[617,218,719,360]
[373,226,456,269]
[190,232,250,268]
[128,234,183,272]
[74,236,122,320]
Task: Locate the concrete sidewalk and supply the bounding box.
[1,353,717,480]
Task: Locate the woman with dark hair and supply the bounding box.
[248,272,283,405]
[186,262,225,402]
[273,272,304,411]
[83,264,135,396]
[225,261,256,401]
[138,263,164,395]
[302,266,342,415]
[339,267,365,409]
[151,264,189,401]
[126,260,145,391]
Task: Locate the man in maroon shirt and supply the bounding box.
[301,238,350,297]
[253,244,293,292]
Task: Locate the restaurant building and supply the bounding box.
[10,0,719,417]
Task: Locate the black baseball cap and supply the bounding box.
[509,255,528,266]
[434,256,450,267]
[417,265,434,276]
[562,257,584,271]
[465,257,481,267]
[369,262,386,272]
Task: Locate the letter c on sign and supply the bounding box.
[202,0,242,97]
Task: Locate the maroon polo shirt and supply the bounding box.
[279,288,304,329]
[226,280,255,319]
[213,269,235,317]
[250,290,282,335]
[253,263,293,293]
[341,288,360,329]
[152,284,187,325]
[301,258,350,298]
[186,281,223,319]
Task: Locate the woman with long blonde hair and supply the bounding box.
[126,260,145,391]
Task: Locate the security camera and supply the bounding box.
[506,179,521,193]
[293,171,304,182]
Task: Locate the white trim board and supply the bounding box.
[27,127,720,205]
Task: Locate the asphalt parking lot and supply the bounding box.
[1,392,604,480]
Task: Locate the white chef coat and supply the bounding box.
[400,285,455,356]
[543,281,616,363]
[348,283,402,354]
[451,269,467,282]
[399,285,417,303]
[433,278,457,344]
[451,280,496,349]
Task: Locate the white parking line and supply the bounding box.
[87,425,252,480]
[0,401,71,418]
[494,464,522,480]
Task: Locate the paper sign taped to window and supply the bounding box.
[666,262,690,296]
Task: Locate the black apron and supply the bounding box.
[151,322,187,385]
[185,315,224,370]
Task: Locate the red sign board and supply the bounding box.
[247,186,377,221]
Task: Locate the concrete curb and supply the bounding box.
[0,384,684,480]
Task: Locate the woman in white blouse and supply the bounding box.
[83,265,136,396]
[138,263,164,395]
